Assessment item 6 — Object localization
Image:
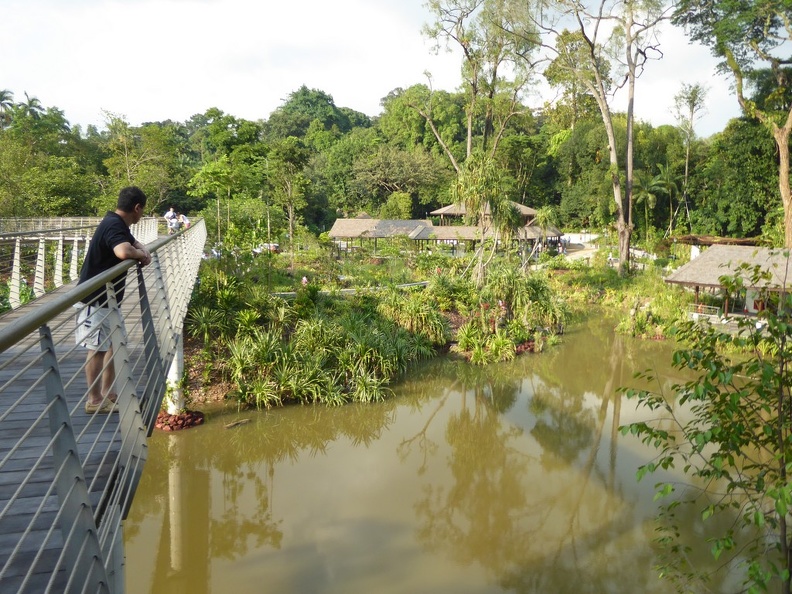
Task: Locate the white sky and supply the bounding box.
[2,0,739,138]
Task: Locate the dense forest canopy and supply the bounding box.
[0,0,788,252]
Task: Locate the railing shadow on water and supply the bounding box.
[0,219,205,593]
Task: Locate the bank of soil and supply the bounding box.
[183,335,233,405]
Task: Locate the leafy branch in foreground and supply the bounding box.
[621,257,792,593]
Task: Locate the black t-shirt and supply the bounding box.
[78,212,137,305]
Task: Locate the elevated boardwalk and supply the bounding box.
[0,221,205,593]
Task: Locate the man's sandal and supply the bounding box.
[85,397,119,414]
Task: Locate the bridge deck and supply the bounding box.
[0,220,205,594]
[0,272,148,593]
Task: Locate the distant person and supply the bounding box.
[76,186,152,413]
[164,206,177,235]
[179,212,190,229]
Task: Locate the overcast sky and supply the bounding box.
[3,0,739,138]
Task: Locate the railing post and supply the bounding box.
[39,325,111,594]
[70,237,80,282]
[10,237,21,309]
[34,237,46,298]
[55,235,64,288]
[105,285,149,521]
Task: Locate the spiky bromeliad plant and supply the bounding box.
[622,260,792,594]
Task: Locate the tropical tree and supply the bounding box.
[452,153,515,286]
[423,0,538,169]
[17,92,44,120]
[532,205,557,250]
[0,89,13,128]
[652,162,682,237]
[632,169,660,242]
[351,144,448,214]
[188,155,234,244]
[268,137,310,269]
[264,86,363,141]
[531,0,672,275]
[674,0,792,248]
[673,82,708,226]
[688,117,777,239]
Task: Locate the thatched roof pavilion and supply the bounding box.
[328,218,432,240]
[327,217,379,239]
[666,245,792,315]
[327,208,564,255]
[430,201,537,226]
[665,245,792,291]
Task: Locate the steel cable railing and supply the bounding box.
[0,219,205,594]
[0,218,158,312]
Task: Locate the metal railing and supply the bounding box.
[1,218,159,311]
[687,303,722,319]
[0,220,206,593]
[0,218,104,234]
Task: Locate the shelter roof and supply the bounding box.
[327,218,378,238]
[665,245,792,290]
[410,225,487,241]
[673,234,761,246]
[518,224,562,240]
[430,201,537,217]
[328,218,433,239]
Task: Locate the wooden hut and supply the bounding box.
[665,245,792,315]
[327,207,563,255]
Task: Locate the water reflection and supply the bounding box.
[125,314,737,593]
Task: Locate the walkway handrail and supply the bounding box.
[0,224,96,240]
[0,219,206,593]
[0,233,173,354]
[0,217,158,311]
[0,217,104,233]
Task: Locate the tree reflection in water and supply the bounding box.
[127,313,740,593]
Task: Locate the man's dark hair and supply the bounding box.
[117,186,147,212]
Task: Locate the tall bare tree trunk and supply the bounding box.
[774,124,792,249]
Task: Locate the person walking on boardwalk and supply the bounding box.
[75,186,152,413]
[164,206,177,234]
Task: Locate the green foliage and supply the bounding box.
[622,259,792,592]
[548,261,692,334]
[448,266,567,364]
[192,270,440,408]
[377,287,449,345]
[689,118,777,238]
[425,269,473,312]
[187,305,225,347]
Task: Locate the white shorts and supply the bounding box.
[74,305,126,352]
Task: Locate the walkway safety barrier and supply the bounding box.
[1,218,159,311]
[0,219,206,593]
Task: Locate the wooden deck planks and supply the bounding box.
[0,272,151,593]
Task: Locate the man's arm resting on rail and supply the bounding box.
[113,241,152,266]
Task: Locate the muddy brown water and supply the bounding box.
[124,314,743,593]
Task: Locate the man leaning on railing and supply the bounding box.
[74,186,152,414]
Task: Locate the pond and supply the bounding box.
[124,313,741,593]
